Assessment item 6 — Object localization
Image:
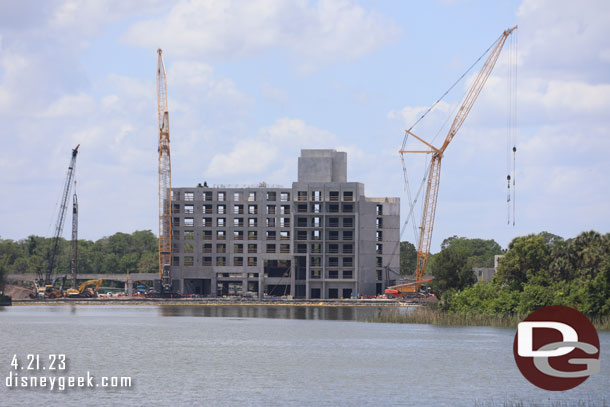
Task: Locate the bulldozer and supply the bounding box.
[66,280,103,298]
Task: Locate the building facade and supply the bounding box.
[169,149,400,299]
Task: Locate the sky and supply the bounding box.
[1,0,609,253]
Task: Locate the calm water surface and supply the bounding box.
[0,305,608,406]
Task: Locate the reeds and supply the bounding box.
[371,306,610,331]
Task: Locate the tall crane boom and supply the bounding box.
[157,49,173,292]
[400,26,517,286]
[43,144,80,284]
[70,191,78,290]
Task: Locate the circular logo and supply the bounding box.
[513,305,600,391]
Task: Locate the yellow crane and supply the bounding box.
[157,49,173,293]
[392,26,517,294]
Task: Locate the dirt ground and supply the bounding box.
[4,284,34,300]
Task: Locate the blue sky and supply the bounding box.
[1,0,608,253]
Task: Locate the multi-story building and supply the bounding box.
[169,149,400,299]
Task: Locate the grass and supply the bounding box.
[371,306,610,331]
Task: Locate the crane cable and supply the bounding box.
[505,30,518,226]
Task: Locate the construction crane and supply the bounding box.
[391,26,517,294]
[38,144,80,290]
[156,49,173,293]
[70,189,78,290]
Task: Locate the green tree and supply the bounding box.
[430,246,476,297]
[494,234,549,290]
[400,241,417,275]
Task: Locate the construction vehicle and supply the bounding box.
[31,276,67,299]
[34,145,80,298]
[155,49,177,297]
[388,26,517,297]
[66,280,103,298]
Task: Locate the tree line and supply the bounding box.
[0,230,159,280]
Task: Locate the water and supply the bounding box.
[0,305,608,406]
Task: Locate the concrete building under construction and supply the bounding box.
[169,149,400,299]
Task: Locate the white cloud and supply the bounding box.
[42,92,96,117]
[122,0,400,70]
[206,118,337,179]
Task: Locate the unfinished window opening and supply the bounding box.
[343,270,353,279]
[248,192,257,202]
[266,218,276,227]
[217,230,226,240]
[266,244,276,253]
[311,256,322,267]
[328,204,339,213]
[266,231,276,240]
[296,231,307,241]
[343,231,353,241]
[310,270,321,279]
[376,243,383,254]
[234,257,243,266]
[202,191,212,201]
[376,257,383,267]
[312,203,322,213]
[343,191,353,202]
[328,270,339,279]
[376,269,383,281]
[296,217,307,227]
[296,244,307,254]
[203,217,212,227]
[248,205,257,215]
[329,191,339,201]
[233,230,244,240]
[248,231,258,240]
[203,204,213,214]
[216,257,226,266]
[280,205,290,215]
[328,217,339,228]
[184,243,194,253]
[184,230,194,240]
[233,204,243,214]
[280,218,290,228]
[234,244,243,253]
[184,218,194,227]
[172,217,180,227]
[267,205,276,215]
[184,256,194,266]
[328,257,339,267]
[234,218,244,227]
[248,257,257,266]
[342,288,352,298]
[297,204,307,213]
[266,191,276,201]
[311,190,322,201]
[249,218,257,227]
[202,257,212,266]
[173,203,180,214]
[248,244,257,254]
[184,192,194,201]
[183,205,194,214]
[297,191,307,201]
[376,204,383,216]
[217,205,226,214]
[376,231,383,241]
[172,256,180,266]
[203,231,212,240]
[280,231,290,240]
[217,191,226,202]
[264,260,291,277]
[217,218,226,227]
[233,192,242,201]
[328,244,338,254]
[343,257,353,267]
[203,243,212,253]
[311,243,322,254]
[216,243,226,253]
[328,231,338,241]
[313,217,321,227]
[376,218,383,228]
[280,244,290,254]
[342,203,353,213]
[311,288,321,298]
[313,230,322,240]
[343,217,354,228]
[172,230,180,240]
[328,288,339,299]
[280,192,290,202]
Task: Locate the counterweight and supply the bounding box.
[157,49,173,292]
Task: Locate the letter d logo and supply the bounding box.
[513,305,600,391]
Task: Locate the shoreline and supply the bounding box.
[10,297,424,307]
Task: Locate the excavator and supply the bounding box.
[66,280,103,298]
[31,276,67,299]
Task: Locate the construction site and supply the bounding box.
[3,27,519,304]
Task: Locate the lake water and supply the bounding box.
[0,305,608,406]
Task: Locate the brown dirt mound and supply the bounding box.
[4,284,35,300]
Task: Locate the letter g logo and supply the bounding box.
[513,306,600,391]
